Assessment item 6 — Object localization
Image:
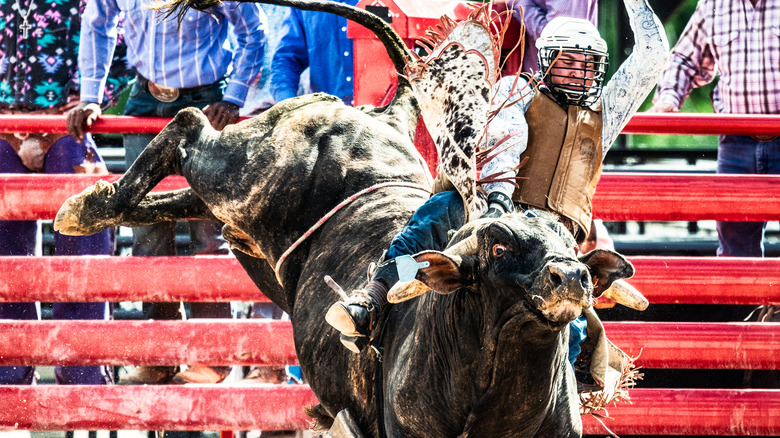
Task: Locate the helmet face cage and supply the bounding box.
[538,46,608,107]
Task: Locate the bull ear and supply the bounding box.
[414,250,474,294]
[579,249,635,297]
[386,250,473,303]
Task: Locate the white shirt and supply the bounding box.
[482,0,669,197]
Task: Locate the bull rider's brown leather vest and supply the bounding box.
[512,88,603,237]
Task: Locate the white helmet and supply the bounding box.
[535,17,608,107]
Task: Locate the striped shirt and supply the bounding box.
[510,0,598,73]
[79,0,266,106]
[655,0,780,114]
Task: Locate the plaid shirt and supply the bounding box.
[655,0,780,114]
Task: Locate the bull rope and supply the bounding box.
[273,181,431,284]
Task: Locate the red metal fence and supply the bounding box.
[1,255,779,305]
[3,172,780,221]
[1,113,779,436]
[2,113,780,136]
[0,319,777,370]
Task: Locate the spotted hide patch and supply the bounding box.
[407,18,497,222]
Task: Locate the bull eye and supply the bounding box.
[492,244,506,257]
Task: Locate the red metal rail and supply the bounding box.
[2,173,780,221]
[628,256,780,305]
[0,385,777,436]
[1,255,777,305]
[0,320,777,370]
[0,115,251,135]
[0,385,318,432]
[0,320,297,367]
[2,113,780,135]
[622,112,780,135]
[593,173,780,222]
[580,388,780,436]
[604,321,780,370]
[0,256,263,303]
[0,174,186,221]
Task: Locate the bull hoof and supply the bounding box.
[54,180,119,236]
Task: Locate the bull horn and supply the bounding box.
[387,280,431,303]
[601,279,649,311]
[443,232,479,258]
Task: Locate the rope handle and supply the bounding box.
[274,181,431,284]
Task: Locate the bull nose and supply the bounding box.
[547,263,589,291]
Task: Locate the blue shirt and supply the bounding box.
[270,1,357,105]
[79,0,266,106]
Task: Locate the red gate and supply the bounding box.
[0,112,779,436]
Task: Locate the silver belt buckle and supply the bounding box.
[148,81,180,103]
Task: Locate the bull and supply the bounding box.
[54,1,635,436]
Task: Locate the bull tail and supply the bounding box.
[161,0,413,77]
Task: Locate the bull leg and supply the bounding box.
[131,189,264,258]
[114,188,216,227]
[120,187,265,258]
[63,184,266,259]
[222,224,265,258]
[54,108,210,236]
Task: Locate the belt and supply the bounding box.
[136,74,218,103]
[750,135,779,143]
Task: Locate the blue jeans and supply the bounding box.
[123,78,231,321]
[386,191,465,259]
[716,135,780,257]
[0,136,113,385]
[385,191,587,366]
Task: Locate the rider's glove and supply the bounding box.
[482,191,514,218]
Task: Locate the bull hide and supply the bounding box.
[53,1,634,436]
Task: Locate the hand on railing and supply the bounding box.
[66,102,102,142]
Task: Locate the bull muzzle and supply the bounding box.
[531,262,591,324]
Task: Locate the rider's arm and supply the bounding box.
[480,75,534,203]
[600,0,670,151]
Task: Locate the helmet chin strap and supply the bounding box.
[537,81,570,108]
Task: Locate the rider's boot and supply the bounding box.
[325,261,398,353]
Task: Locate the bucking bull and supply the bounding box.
[55,1,643,436]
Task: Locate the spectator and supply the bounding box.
[326,0,669,359]
[240,4,290,115]
[508,0,598,73]
[648,0,780,258]
[0,0,133,385]
[66,0,267,384]
[270,0,359,106]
